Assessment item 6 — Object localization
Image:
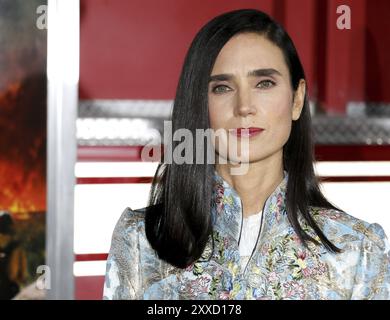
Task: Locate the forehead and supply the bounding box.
[211,32,288,76]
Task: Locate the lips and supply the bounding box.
[230,127,265,138]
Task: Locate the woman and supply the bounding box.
[103,9,390,300]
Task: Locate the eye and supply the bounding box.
[257,79,276,89]
[212,85,231,94]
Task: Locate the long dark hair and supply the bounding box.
[145,8,341,269]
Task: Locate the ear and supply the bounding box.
[292,79,306,121]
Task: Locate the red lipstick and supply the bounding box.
[230,127,265,138]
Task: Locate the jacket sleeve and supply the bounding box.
[350,223,390,299]
[103,208,142,300]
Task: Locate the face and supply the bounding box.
[208,32,305,164]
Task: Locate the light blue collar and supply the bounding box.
[211,169,289,244]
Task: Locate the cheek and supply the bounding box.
[208,98,229,130]
[262,94,293,143]
[269,99,292,124]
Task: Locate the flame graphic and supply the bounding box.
[0,76,47,217]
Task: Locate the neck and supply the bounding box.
[216,150,284,218]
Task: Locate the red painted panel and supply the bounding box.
[320,176,390,182]
[283,0,317,97]
[315,145,390,161]
[75,253,108,261]
[75,276,105,300]
[77,145,390,162]
[77,145,161,162]
[321,0,367,114]
[366,0,390,102]
[77,177,153,184]
[80,0,273,100]
[80,0,390,104]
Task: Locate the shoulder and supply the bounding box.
[309,206,389,251]
[109,207,148,256]
[104,207,148,300]
[113,207,145,234]
[116,206,146,229]
[311,207,390,299]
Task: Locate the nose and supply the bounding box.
[234,87,257,117]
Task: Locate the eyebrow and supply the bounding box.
[208,68,282,83]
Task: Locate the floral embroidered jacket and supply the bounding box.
[103,170,390,300]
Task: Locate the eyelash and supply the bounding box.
[212,79,276,93]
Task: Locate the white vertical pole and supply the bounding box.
[46,0,79,300]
